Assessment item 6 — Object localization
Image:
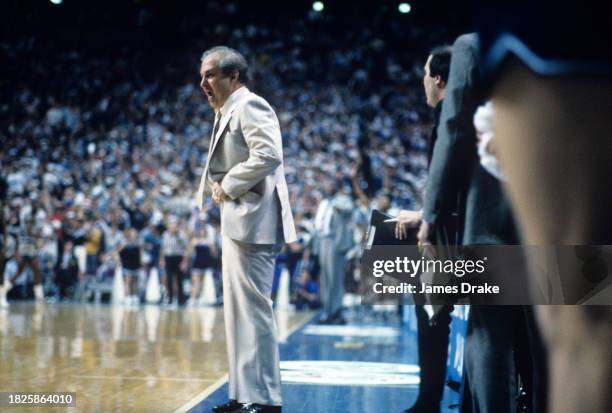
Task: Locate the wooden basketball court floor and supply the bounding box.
[0,303,312,412]
[1,302,464,412]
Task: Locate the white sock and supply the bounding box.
[0,284,7,306]
[34,284,44,300]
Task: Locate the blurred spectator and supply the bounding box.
[8,218,44,302]
[184,224,217,306]
[141,219,162,299]
[294,268,321,311]
[84,213,105,277]
[160,217,188,306]
[57,240,79,300]
[314,181,355,325]
[119,227,143,306]
[0,2,442,305]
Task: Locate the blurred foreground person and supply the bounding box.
[479,2,612,411]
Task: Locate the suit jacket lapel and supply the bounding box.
[199,114,220,196]
[208,111,232,158]
[208,88,249,158]
[201,88,250,191]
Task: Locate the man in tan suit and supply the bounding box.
[196,46,296,413]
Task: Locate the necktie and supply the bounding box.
[196,113,221,210]
[211,112,221,144]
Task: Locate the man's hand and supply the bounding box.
[417,221,432,245]
[417,221,437,258]
[394,210,423,240]
[212,182,229,203]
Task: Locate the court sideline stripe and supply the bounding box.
[172,311,316,413]
[72,375,214,382]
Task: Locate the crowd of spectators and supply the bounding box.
[1,1,456,306]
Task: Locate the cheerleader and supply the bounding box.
[184,225,217,306]
[119,227,142,305]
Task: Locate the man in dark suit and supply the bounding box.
[416,34,545,413]
[395,45,452,413]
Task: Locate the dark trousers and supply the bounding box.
[413,305,452,412]
[461,306,547,413]
[58,267,78,300]
[12,256,41,285]
[461,306,518,413]
[513,306,548,413]
[165,256,184,304]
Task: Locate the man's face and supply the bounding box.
[128,228,138,239]
[423,55,439,108]
[378,194,390,210]
[200,55,234,111]
[169,221,178,233]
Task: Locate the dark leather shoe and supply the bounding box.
[212,399,243,412]
[446,378,461,392]
[237,403,281,413]
[330,315,347,325]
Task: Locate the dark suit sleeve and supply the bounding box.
[422,34,480,226]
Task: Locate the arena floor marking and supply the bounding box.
[72,374,212,382]
[189,309,461,413]
[173,374,229,413]
[174,311,316,413]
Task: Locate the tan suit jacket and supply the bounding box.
[197,86,296,245]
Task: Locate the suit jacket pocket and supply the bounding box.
[240,189,261,204]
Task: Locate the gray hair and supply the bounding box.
[201,46,249,85]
